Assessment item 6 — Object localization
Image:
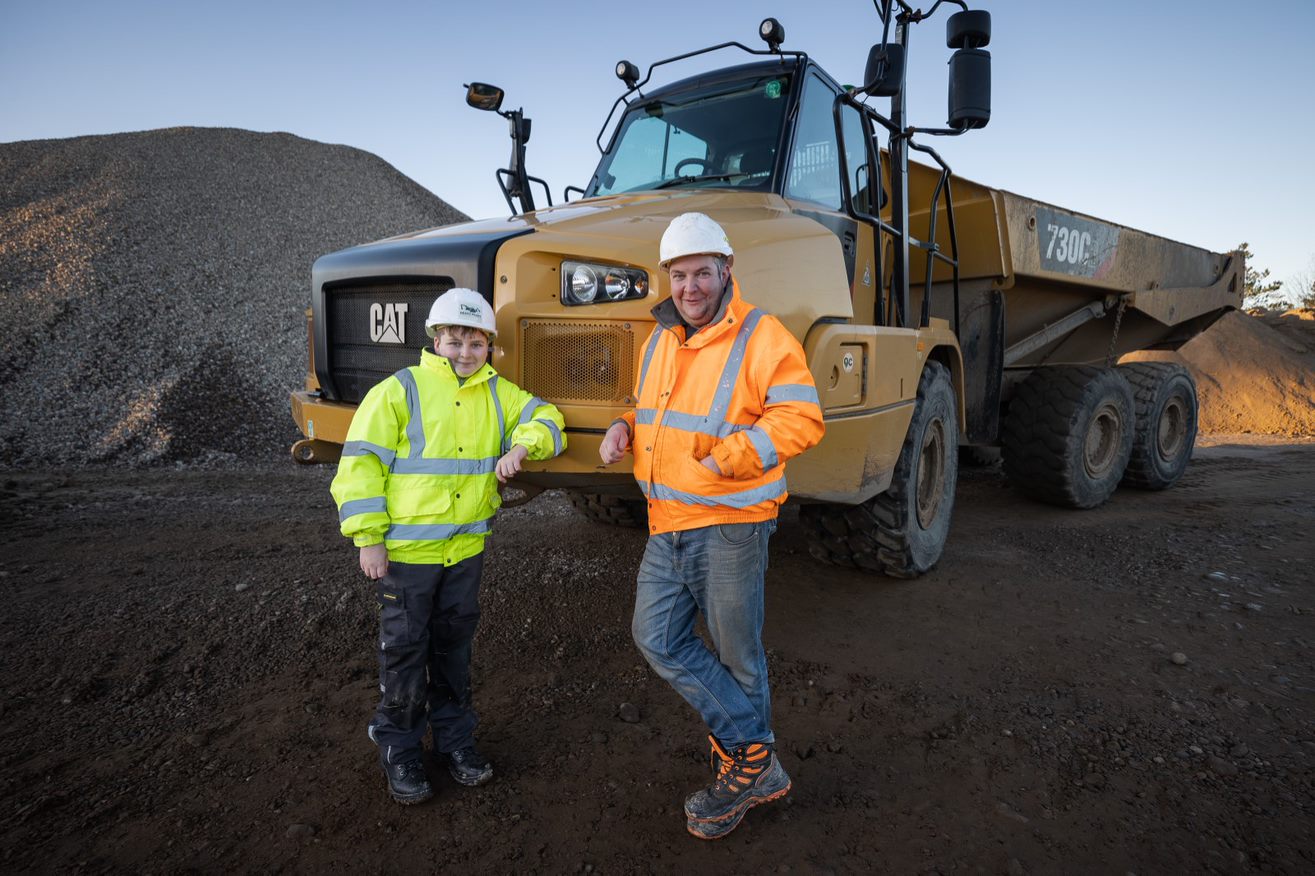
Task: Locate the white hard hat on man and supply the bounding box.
[659,212,734,270]
[425,287,497,337]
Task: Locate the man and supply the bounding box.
[599,212,824,839]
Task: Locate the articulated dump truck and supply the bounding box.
[291,5,1242,577]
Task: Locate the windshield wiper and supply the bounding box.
[653,173,747,190]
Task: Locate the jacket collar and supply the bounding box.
[419,348,497,387]
[651,276,746,346]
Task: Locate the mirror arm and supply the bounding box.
[497,108,546,215]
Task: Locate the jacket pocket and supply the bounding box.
[485,480,503,512]
[386,480,453,520]
[686,451,727,484]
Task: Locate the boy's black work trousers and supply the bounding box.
[367,555,482,764]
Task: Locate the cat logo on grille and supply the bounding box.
[369,302,409,344]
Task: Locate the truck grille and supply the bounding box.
[325,279,454,402]
[521,320,637,404]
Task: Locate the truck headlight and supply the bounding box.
[561,260,648,306]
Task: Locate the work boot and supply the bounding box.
[446,745,494,786]
[370,720,431,799]
[707,734,729,776]
[685,740,790,840]
[379,753,433,805]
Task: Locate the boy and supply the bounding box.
[331,286,565,804]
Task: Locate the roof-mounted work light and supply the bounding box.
[615,60,640,90]
[759,17,785,52]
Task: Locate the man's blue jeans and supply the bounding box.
[632,519,777,746]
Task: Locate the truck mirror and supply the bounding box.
[947,47,990,130]
[465,82,505,112]
[946,9,991,50]
[863,43,904,97]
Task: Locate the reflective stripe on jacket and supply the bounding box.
[619,277,824,534]
[330,349,566,565]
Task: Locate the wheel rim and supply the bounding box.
[1083,403,1122,479]
[916,417,946,529]
[1156,396,1187,461]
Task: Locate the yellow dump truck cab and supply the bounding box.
[294,12,1240,577]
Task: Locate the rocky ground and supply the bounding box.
[1,442,1311,873]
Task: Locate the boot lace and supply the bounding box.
[398,759,426,779]
[711,742,770,796]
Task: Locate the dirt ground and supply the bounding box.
[1,442,1313,874]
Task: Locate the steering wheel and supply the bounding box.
[673,157,711,176]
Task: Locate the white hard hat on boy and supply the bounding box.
[658,212,734,270]
[425,287,497,338]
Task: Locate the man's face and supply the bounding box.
[434,329,490,377]
[668,254,730,328]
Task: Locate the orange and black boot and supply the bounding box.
[707,734,729,777]
[685,740,790,840]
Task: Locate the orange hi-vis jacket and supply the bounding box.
[618,277,825,535]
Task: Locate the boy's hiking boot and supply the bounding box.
[447,745,494,786]
[371,728,433,805]
[379,754,433,805]
[685,739,790,840]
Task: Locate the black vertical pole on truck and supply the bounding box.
[507,110,536,213]
[889,16,912,329]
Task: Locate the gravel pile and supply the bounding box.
[0,127,468,468]
[1125,307,1315,436]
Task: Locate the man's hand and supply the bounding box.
[359,543,388,580]
[700,455,724,475]
[599,422,632,464]
[496,444,530,483]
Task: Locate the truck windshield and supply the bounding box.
[587,72,793,197]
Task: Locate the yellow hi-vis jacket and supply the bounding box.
[617,277,824,535]
[330,349,566,565]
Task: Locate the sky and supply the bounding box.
[4,0,1314,295]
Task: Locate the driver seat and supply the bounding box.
[736,146,775,182]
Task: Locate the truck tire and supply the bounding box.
[567,491,647,528]
[1001,365,1134,509]
[800,361,958,578]
[1117,362,1198,490]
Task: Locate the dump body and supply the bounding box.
[907,161,1242,364]
[998,189,1241,357]
[893,161,1243,445]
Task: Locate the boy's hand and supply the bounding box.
[496,444,530,483]
[599,422,631,464]
[360,543,388,580]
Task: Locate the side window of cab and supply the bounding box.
[840,102,875,214]
[785,73,843,209]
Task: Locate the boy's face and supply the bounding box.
[434,329,490,377]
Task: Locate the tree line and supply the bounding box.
[1240,242,1315,309]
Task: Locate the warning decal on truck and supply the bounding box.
[1036,207,1120,280]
